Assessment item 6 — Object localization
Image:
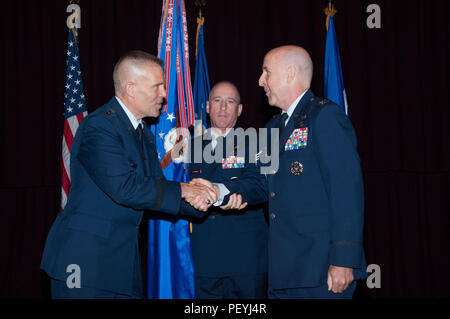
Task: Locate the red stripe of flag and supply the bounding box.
[180,0,195,126]
[61,159,71,196]
[163,0,175,113]
[63,121,74,149]
[76,112,85,124]
[176,51,188,129]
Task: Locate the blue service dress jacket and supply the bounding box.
[40,97,202,296]
[224,90,367,290]
[187,129,268,278]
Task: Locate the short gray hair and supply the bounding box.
[113,50,163,93]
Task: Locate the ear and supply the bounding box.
[124,82,136,99]
[206,101,210,114]
[237,104,243,117]
[286,65,296,84]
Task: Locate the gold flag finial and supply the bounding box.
[323,1,337,31]
[195,0,207,58]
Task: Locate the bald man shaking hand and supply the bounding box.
[223,46,367,299]
[40,51,216,299]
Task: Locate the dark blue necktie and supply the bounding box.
[136,123,144,152]
[279,113,289,138]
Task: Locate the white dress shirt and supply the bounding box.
[280,90,308,126]
[115,96,143,129]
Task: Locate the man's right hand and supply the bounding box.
[190,178,221,200]
[180,182,217,212]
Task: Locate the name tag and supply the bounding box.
[222,156,245,169]
[285,128,308,151]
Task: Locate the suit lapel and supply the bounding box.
[108,97,140,144]
[108,97,151,175]
[142,122,158,176]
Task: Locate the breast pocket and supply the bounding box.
[189,166,203,177]
[284,127,309,152]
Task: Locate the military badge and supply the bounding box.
[222,156,245,169]
[290,161,303,176]
[285,128,308,151]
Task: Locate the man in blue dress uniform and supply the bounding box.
[188,82,268,298]
[222,46,367,298]
[40,51,217,299]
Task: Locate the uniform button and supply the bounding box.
[209,215,216,220]
[270,213,276,220]
[270,192,275,198]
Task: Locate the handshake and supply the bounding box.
[180,178,248,212]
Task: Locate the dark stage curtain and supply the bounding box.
[1,0,448,298]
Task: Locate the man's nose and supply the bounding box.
[160,86,167,98]
[258,73,265,87]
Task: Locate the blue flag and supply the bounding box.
[193,17,210,136]
[324,15,348,115]
[147,0,195,299]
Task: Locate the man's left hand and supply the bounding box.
[327,265,354,293]
[220,193,248,210]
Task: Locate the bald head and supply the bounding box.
[113,50,163,95]
[207,81,243,134]
[209,81,241,104]
[259,45,313,110]
[268,45,313,88]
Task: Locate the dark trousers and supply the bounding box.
[268,281,356,299]
[50,247,144,299]
[195,273,267,299]
[50,279,143,299]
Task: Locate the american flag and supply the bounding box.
[61,27,87,210]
